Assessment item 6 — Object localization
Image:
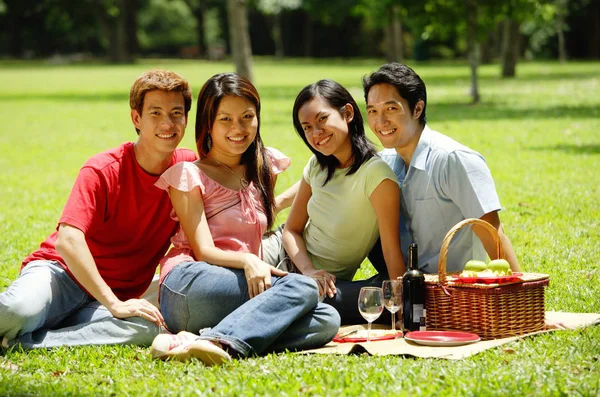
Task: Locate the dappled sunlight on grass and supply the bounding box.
[1,59,599,396]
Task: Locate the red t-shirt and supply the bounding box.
[22,142,197,300]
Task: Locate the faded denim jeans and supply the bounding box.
[262,228,392,326]
[0,260,159,349]
[160,261,340,357]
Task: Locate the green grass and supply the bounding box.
[1,58,599,396]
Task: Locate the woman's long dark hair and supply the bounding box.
[292,79,377,185]
[195,73,276,229]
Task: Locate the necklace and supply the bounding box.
[213,158,249,189]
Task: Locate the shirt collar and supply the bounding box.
[410,125,431,171]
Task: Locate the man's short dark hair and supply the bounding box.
[362,63,427,126]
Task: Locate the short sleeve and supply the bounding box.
[302,155,319,187]
[363,157,399,197]
[59,166,106,234]
[442,151,501,218]
[155,161,206,195]
[174,148,199,163]
[265,147,291,175]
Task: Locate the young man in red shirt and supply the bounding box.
[0,69,197,348]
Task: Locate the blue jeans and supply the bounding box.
[160,261,340,357]
[0,260,160,349]
[263,230,393,326]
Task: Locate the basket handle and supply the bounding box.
[437,218,504,284]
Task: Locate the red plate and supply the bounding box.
[333,330,403,343]
[404,331,480,346]
[457,272,523,284]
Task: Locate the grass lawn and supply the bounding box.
[1,58,599,396]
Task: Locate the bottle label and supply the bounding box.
[412,304,424,327]
[419,308,427,331]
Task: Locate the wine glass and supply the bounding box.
[382,280,402,332]
[358,287,384,342]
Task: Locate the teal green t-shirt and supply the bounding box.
[303,155,398,280]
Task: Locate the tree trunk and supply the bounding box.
[273,12,284,60]
[184,0,206,57]
[99,0,132,63]
[114,6,130,63]
[391,6,404,63]
[123,0,140,56]
[226,0,253,82]
[4,0,25,56]
[384,23,392,62]
[480,26,497,65]
[304,13,312,57]
[466,0,480,103]
[589,1,600,58]
[556,11,567,63]
[6,14,24,57]
[195,7,206,57]
[501,19,520,78]
[385,5,404,63]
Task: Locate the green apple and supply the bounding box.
[488,259,510,273]
[464,260,487,272]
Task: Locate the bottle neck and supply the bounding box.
[409,246,418,270]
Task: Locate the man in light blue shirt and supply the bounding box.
[362,63,519,273]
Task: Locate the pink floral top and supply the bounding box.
[155,147,290,284]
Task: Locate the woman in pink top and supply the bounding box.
[149,73,340,365]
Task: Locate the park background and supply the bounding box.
[1,0,599,396]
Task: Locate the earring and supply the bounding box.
[207,133,212,150]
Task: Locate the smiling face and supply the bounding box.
[209,95,258,160]
[297,96,353,165]
[366,83,424,155]
[131,90,187,156]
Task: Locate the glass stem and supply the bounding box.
[391,312,396,331]
[367,321,372,342]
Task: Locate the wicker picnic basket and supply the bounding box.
[424,218,549,340]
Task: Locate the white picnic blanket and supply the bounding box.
[301,312,600,359]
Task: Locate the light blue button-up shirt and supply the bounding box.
[380,126,502,274]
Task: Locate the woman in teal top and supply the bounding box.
[283,79,406,324]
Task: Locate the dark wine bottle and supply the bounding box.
[402,243,426,332]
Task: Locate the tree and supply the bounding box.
[227,0,253,81]
[465,0,481,103]
[386,4,404,63]
[416,0,509,103]
[137,0,197,56]
[555,0,569,62]
[96,0,136,63]
[182,0,225,58]
[124,0,141,56]
[497,0,539,77]
[0,0,135,60]
[519,0,591,61]
[183,0,207,57]
[257,0,302,60]
[499,19,520,77]
[1,0,31,56]
[354,0,405,63]
[301,0,358,58]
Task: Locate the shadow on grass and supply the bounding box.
[0,93,129,102]
[526,143,600,155]
[0,88,304,103]
[495,71,600,82]
[1,92,598,123]
[429,103,599,121]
